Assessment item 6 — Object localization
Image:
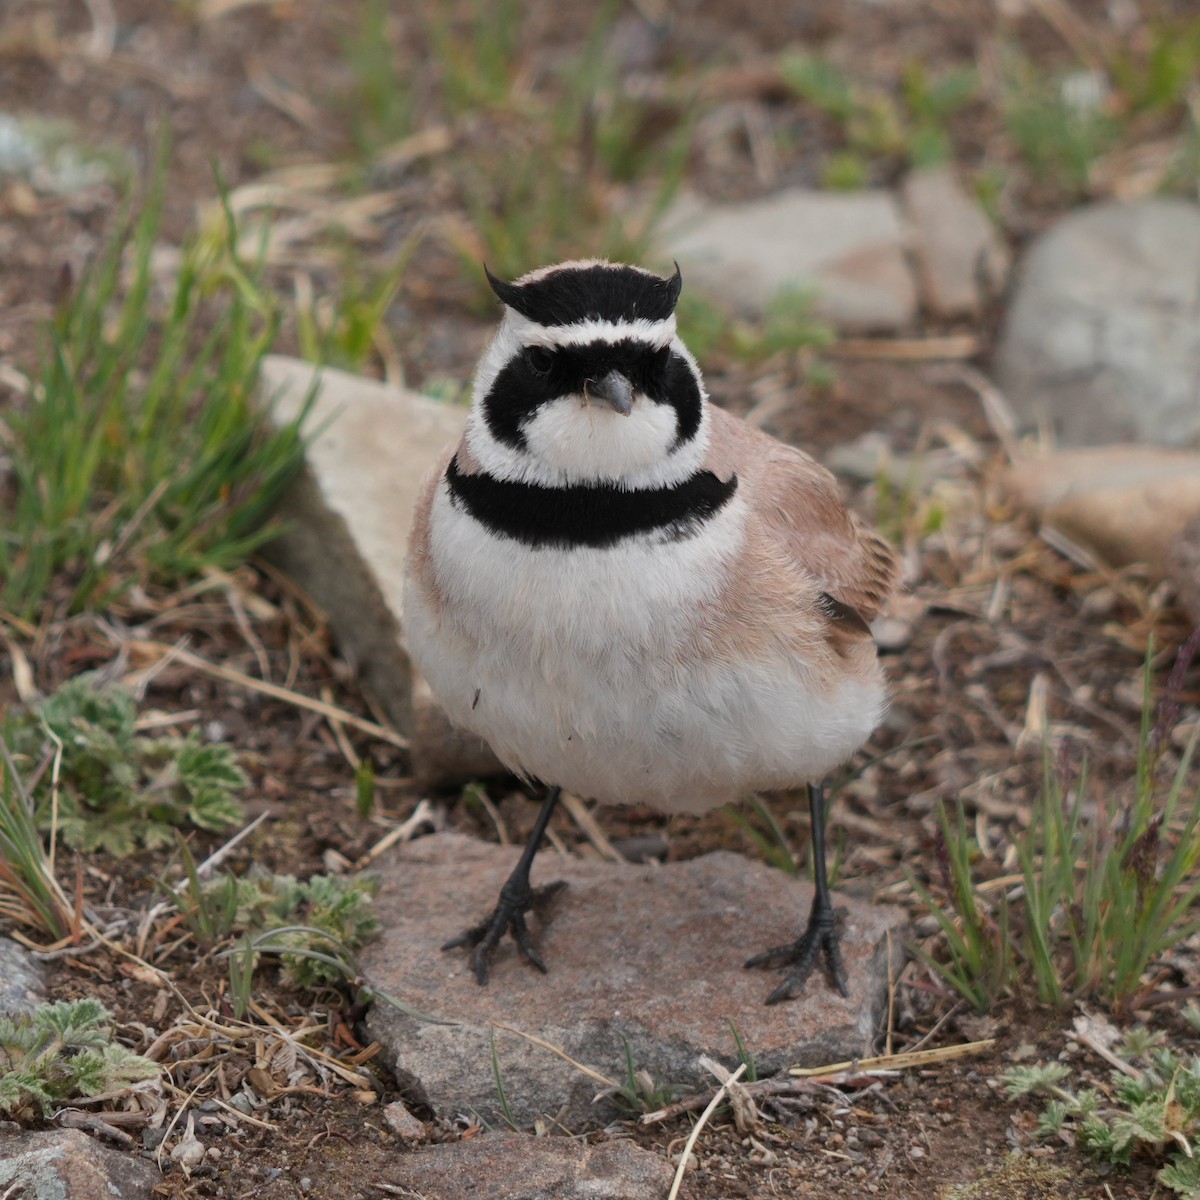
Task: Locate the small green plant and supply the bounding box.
[675,287,835,369]
[489,1029,521,1131]
[4,674,246,855]
[780,51,978,173]
[1003,1026,1200,1195]
[609,1035,680,1115]
[1110,15,1200,117]
[912,633,1200,1016]
[0,141,311,620]
[726,1018,758,1083]
[0,999,158,1121]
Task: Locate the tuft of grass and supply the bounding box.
[912,633,1200,1016]
[1003,1028,1200,1195]
[337,0,417,157]
[1002,67,1121,199]
[0,738,75,941]
[426,0,524,116]
[908,800,1013,1015]
[0,999,158,1121]
[295,229,424,373]
[0,141,311,621]
[4,673,246,856]
[449,7,691,302]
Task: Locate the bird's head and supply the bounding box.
[465,259,708,488]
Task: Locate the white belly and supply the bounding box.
[404,487,884,813]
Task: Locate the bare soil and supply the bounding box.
[1,3,1198,1198]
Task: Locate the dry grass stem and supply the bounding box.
[788,1037,997,1078]
[666,1062,747,1200]
[487,1020,620,1091]
[125,639,409,749]
[559,792,626,863]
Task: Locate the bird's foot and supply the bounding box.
[442,877,567,985]
[744,900,848,1005]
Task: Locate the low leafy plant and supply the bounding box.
[4,674,246,856]
[169,866,381,1013]
[912,633,1200,1016]
[0,999,158,1121]
[1003,1016,1200,1196]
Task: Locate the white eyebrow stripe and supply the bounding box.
[514,316,677,349]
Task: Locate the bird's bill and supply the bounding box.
[586,369,634,416]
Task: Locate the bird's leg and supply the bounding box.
[442,786,566,985]
[744,782,849,1005]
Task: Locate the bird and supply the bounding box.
[403,258,900,1004]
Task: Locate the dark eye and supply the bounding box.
[525,346,554,376]
[646,346,671,380]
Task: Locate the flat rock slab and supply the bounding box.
[258,355,499,784]
[362,832,906,1126]
[901,165,1009,319]
[995,198,1200,448]
[1002,446,1200,572]
[0,1128,160,1199]
[659,188,917,331]
[385,1132,673,1200]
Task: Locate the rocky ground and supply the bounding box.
[1,2,1200,1198]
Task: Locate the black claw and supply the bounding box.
[442,880,566,985]
[746,902,849,1004]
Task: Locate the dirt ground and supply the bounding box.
[1,2,1198,1198]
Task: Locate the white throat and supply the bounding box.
[465,314,710,489]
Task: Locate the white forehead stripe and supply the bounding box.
[510,314,677,350]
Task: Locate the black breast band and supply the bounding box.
[445,458,738,549]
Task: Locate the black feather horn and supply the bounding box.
[483,264,531,316]
[664,261,683,311]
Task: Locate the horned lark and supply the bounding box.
[404,260,899,1003]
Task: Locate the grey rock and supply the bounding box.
[1002,446,1200,571]
[901,165,1010,318]
[258,355,499,783]
[0,1128,160,1199]
[659,188,918,331]
[0,936,46,1017]
[362,832,907,1127]
[1170,512,1200,630]
[389,1132,673,1200]
[995,199,1200,448]
[383,1098,427,1142]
